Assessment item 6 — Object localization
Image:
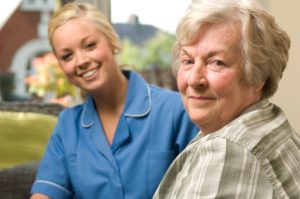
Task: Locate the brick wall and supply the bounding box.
[0,7,40,73]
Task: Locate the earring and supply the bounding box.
[113,49,118,54]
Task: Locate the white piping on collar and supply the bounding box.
[81,83,151,127]
[81,102,94,128]
[124,84,151,117]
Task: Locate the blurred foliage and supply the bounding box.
[117,31,176,70]
[25,52,78,106]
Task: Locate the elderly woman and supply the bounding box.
[153,0,300,198]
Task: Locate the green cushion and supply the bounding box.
[0,111,57,170]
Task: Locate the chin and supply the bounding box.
[188,110,207,123]
[189,114,203,124]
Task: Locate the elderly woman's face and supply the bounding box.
[177,24,262,135]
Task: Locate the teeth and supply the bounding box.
[82,69,97,78]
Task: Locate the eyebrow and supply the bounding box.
[80,36,94,45]
[56,35,94,53]
[181,47,225,59]
[180,48,192,57]
[206,51,220,58]
[56,48,71,56]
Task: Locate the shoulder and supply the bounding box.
[192,136,264,181]
[126,70,182,104]
[149,84,179,96]
[148,85,188,121]
[160,136,271,198]
[191,135,256,160]
[46,104,86,151]
[55,103,85,129]
[149,84,182,105]
[215,101,295,159]
[58,104,83,119]
[184,135,263,176]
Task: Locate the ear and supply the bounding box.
[113,49,118,54]
[253,82,265,94]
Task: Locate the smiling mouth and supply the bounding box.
[82,68,97,78]
[189,96,212,99]
[188,95,215,104]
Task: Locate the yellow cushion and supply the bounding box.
[0,111,57,170]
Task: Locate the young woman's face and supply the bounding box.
[177,24,262,135]
[52,17,118,94]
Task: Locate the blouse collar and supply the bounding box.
[80,70,151,128]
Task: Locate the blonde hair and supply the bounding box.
[174,0,290,98]
[48,2,121,53]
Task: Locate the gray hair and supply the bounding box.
[174,0,290,98]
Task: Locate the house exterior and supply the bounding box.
[0,0,160,99]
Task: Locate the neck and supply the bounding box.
[94,70,128,115]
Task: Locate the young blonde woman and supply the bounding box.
[30,2,198,199]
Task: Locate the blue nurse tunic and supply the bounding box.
[31,70,199,199]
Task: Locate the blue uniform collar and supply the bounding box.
[81,70,151,128]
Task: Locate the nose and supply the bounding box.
[75,51,90,69]
[187,62,208,88]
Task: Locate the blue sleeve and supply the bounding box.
[31,117,73,199]
[173,99,199,153]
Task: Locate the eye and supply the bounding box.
[179,49,194,69]
[85,42,96,50]
[182,59,194,65]
[60,53,72,62]
[207,59,226,71]
[212,60,225,66]
[179,58,194,70]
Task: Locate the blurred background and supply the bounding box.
[0,0,299,132]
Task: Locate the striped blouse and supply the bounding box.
[153,100,300,199]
